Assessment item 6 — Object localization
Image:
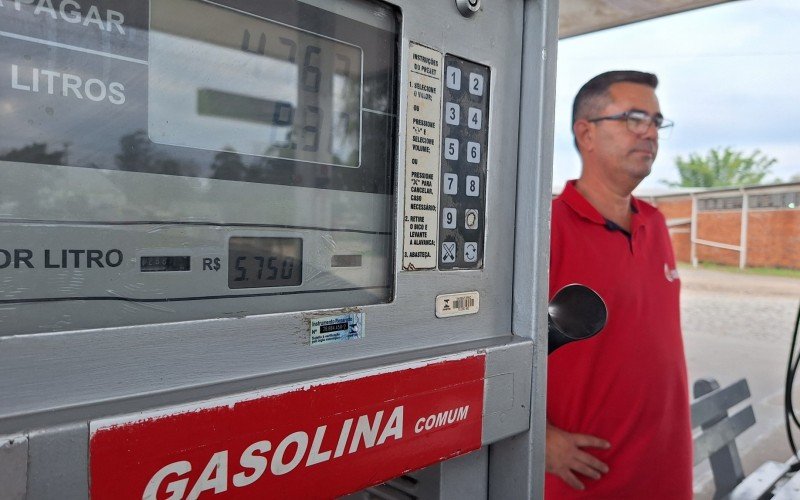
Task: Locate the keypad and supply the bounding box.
[438,55,489,270]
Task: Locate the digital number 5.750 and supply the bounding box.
[233,256,295,282]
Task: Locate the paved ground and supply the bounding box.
[680,266,800,498]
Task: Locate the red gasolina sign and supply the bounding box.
[90,352,485,499]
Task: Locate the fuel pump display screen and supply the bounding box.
[150,0,363,167]
[228,237,303,288]
[0,0,399,335]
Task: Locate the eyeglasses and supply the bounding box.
[588,110,674,138]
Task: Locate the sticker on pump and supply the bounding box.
[436,291,480,318]
[89,352,486,499]
[309,311,364,346]
[402,42,443,270]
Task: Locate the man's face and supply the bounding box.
[585,82,661,182]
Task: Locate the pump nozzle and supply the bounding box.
[548,284,607,354]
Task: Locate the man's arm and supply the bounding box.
[545,421,611,490]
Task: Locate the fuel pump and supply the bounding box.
[0,0,560,497]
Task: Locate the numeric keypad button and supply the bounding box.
[444,138,459,160]
[468,107,482,130]
[443,173,458,195]
[469,73,484,96]
[467,142,480,164]
[442,207,457,229]
[445,102,460,125]
[466,175,480,197]
[446,66,461,90]
[465,209,479,230]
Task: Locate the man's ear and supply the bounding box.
[573,120,593,153]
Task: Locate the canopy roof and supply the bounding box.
[558,0,738,38]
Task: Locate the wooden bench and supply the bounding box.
[692,377,792,499]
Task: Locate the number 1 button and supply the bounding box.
[447,67,461,90]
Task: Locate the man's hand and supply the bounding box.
[545,422,611,490]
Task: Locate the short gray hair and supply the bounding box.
[572,70,658,125]
[571,70,658,150]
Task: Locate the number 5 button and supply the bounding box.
[444,138,459,160]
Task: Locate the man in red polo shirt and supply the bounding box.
[545,71,692,499]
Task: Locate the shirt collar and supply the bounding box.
[558,180,644,227]
[558,180,605,225]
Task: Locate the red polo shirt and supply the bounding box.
[546,181,692,499]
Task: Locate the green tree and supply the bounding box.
[662,147,777,188]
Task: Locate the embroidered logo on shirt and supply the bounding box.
[664,263,680,282]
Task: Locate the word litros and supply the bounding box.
[11,65,126,106]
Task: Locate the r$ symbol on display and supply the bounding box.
[203,257,221,271]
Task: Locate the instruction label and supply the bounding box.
[402,42,442,270]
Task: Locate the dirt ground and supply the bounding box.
[680,266,800,498]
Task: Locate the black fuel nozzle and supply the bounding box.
[547,284,608,354]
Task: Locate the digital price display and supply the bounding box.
[228,237,303,289]
[149,0,363,167]
[0,0,398,333]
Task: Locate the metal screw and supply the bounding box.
[456,0,480,17]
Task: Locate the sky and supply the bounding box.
[552,0,800,193]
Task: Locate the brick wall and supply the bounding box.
[746,210,800,269]
[651,194,800,270]
[695,211,742,266]
[696,211,742,246]
[670,231,691,263]
[650,197,692,262]
[653,197,692,220]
